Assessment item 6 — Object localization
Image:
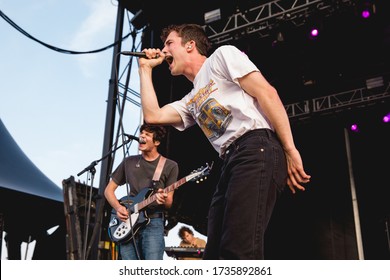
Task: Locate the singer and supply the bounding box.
[104,124,178,260]
[137,23,311,260]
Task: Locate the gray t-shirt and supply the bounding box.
[111,155,179,208]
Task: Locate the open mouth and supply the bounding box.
[165,55,173,65]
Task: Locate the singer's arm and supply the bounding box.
[138,50,182,126]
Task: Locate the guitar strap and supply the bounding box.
[148,155,166,216]
[152,155,166,188]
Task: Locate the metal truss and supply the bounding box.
[120,80,390,122]
[118,81,141,107]
[285,82,390,120]
[204,0,354,45]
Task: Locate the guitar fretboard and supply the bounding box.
[137,177,187,210]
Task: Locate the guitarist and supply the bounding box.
[104,124,179,260]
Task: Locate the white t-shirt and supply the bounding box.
[169,45,273,157]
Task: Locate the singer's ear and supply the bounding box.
[186,40,194,50]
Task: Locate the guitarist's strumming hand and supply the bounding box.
[154,188,168,205]
[116,205,129,222]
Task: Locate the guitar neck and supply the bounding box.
[137,177,188,211]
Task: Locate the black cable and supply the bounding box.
[0,9,141,55]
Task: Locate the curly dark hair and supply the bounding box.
[178,226,194,239]
[140,123,167,143]
[160,23,212,56]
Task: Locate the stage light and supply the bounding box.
[310,28,319,37]
[204,8,221,24]
[350,124,360,132]
[307,17,322,40]
[366,76,384,89]
[305,11,323,40]
[308,26,321,41]
[357,1,376,19]
[383,113,390,123]
[361,10,370,19]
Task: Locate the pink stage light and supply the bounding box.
[350,124,359,132]
[383,113,390,123]
[361,10,370,18]
[310,28,319,37]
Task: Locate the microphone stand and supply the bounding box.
[76,137,134,259]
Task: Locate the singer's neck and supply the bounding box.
[185,55,207,82]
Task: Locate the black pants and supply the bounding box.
[204,129,287,259]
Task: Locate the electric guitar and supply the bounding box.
[108,162,213,244]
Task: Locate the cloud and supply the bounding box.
[70,0,117,50]
[69,0,118,77]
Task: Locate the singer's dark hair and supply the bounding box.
[140,123,166,143]
[160,24,212,56]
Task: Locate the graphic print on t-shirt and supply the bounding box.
[198,98,232,141]
[186,79,232,141]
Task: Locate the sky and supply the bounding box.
[0,0,206,260]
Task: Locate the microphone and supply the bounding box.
[120,51,159,59]
[124,134,146,144]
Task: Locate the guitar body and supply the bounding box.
[108,188,153,244]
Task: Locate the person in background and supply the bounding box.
[178,226,206,248]
[138,23,311,259]
[178,226,206,260]
[104,124,179,260]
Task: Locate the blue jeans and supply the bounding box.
[119,216,165,260]
[203,129,287,259]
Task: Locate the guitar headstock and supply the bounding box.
[187,161,214,183]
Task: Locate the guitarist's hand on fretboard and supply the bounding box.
[116,205,129,222]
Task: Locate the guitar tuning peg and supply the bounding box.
[196,177,207,184]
